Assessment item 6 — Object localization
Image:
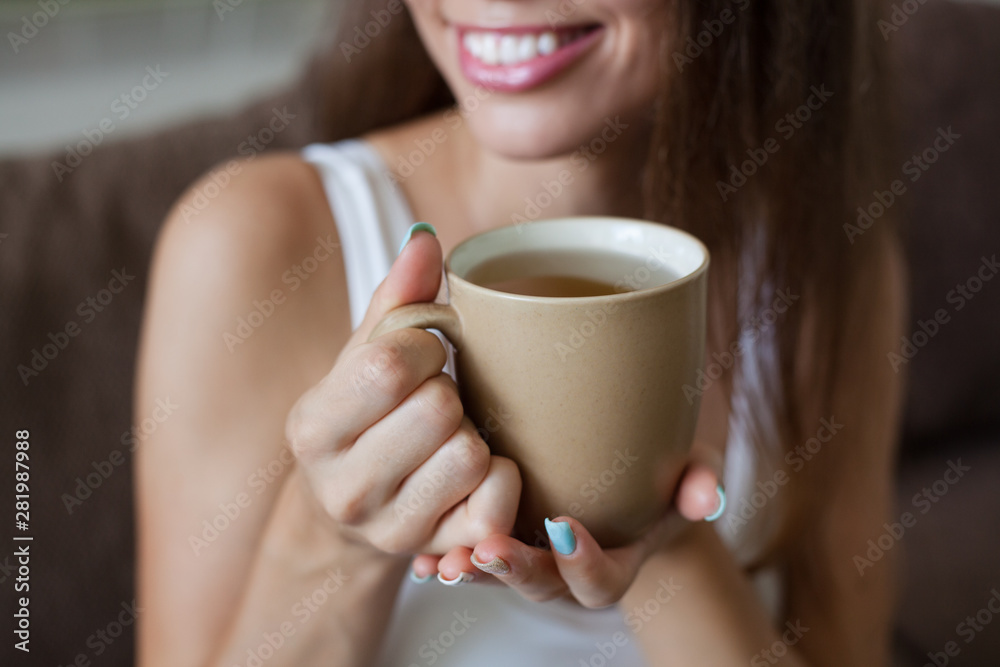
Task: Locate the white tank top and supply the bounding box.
[302,139,649,666]
[301,139,782,666]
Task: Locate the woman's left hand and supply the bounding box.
[410,461,725,607]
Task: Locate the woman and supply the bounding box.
[135,0,905,664]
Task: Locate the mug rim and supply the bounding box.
[444,216,710,304]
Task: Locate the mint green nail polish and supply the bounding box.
[409,570,434,584]
[705,484,726,522]
[397,222,437,255]
[545,518,576,555]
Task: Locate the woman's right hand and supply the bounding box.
[285,227,522,557]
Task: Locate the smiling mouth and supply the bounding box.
[461,25,601,66]
[455,23,605,92]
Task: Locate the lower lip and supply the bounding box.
[457,27,605,93]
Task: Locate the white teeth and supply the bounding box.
[517,34,537,61]
[462,29,573,65]
[463,32,482,58]
[537,31,557,56]
[480,33,499,65]
[499,34,519,65]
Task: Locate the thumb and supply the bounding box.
[350,223,442,347]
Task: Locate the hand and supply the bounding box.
[412,460,723,605]
[285,228,522,557]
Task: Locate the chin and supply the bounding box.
[462,97,642,162]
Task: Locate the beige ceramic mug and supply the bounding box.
[369,217,708,548]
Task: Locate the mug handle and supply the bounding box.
[367,303,464,349]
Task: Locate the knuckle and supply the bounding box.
[285,411,324,461]
[356,341,414,399]
[416,378,463,434]
[446,431,491,480]
[322,484,369,527]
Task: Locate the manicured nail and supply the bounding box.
[545,518,576,555]
[437,571,475,586]
[397,222,437,255]
[409,569,434,584]
[470,553,511,575]
[705,484,727,522]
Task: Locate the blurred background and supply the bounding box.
[0,0,327,156]
[1,1,998,667]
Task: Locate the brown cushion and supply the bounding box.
[0,86,318,665]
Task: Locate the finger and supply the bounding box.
[675,463,724,522]
[468,535,567,602]
[379,417,500,550]
[422,454,521,553]
[347,224,442,349]
[337,374,463,504]
[409,554,441,583]
[287,327,447,462]
[436,546,478,586]
[543,517,641,609]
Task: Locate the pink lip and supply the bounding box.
[456,24,605,93]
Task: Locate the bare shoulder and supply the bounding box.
[145,151,352,384]
[135,152,353,663]
[154,152,341,302]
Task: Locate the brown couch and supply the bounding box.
[1,2,996,665]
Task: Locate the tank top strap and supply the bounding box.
[302,139,415,329]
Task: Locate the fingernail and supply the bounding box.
[409,569,434,584]
[437,571,475,586]
[470,553,511,575]
[397,222,437,255]
[705,484,727,522]
[544,518,576,555]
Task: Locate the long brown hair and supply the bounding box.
[308,0,895,598]
[646,0,897,582]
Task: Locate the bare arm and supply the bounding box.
[134,154,386,664]
[135,153,520,665]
